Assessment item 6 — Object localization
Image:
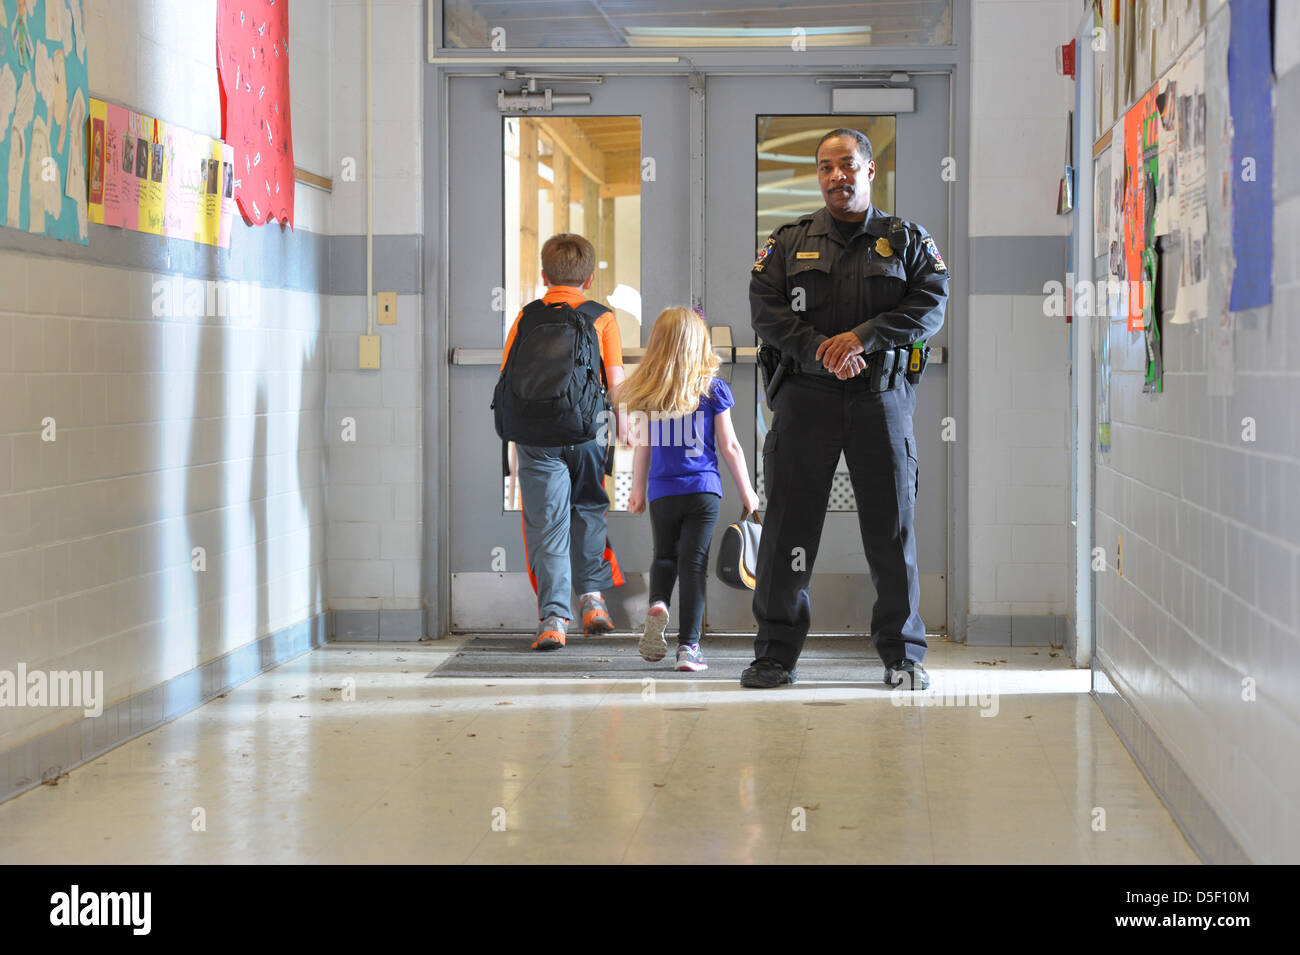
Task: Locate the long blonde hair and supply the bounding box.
[615,307,720,417]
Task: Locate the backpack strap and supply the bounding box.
[576,300,612,466]
[574,300,608,323]
[574,299,610,389]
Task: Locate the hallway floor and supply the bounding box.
[0,637,1199,864]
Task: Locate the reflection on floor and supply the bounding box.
[0,636,1200,864]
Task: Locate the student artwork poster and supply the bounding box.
[86,97,235,248]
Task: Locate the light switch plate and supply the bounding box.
[377,291,397,325]
[359,334,381,369]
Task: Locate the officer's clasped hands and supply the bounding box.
[835,355,866,380]
[815,330,867,378]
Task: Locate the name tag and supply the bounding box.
[795,251,820,260]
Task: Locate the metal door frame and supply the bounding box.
[421,1,971,640]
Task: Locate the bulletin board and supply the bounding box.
[0,0,90,244]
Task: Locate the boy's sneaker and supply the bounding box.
[675,644,708,672]
[579,594,615,635]
[637,604,669,661]
[532,615,568,651]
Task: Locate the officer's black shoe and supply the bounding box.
[884,660,930,691]
[740,657,798,688]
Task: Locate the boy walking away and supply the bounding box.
[494,234,626,651]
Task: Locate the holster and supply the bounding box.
[757,343,780,392]
[758,343,798,403]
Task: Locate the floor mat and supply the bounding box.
[427,635,888,681]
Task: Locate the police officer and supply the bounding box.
[742,128,949,690]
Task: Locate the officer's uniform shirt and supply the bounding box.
[750,204,949,380]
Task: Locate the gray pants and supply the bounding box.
[516,440,616,620]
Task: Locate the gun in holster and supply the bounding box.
[757,342,798,403]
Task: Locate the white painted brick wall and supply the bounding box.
[1093,48,1300,861]
[0,2,332,750]
[0,257,329,749]
[325,1,425,613]
[970,0,1075,239]
[965,1,1074,626]
[967,291,1070,616]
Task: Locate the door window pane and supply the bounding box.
[753,116,896,514]
[446,1,953,49]
[502,116,642,512]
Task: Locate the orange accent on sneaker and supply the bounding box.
[532,628,566,651]
[582,605,613,633]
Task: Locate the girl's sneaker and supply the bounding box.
[638,604,669,661]
[675,644,708,672]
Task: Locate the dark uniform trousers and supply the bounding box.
[749,203,947,670]
[753,374,925,670]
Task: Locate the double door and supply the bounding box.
[444,71,951,635]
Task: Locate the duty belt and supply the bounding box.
[863,346,926,392]
[760,342,928,399]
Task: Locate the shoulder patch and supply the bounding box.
[922,235,947,273]
[753,237,776,273]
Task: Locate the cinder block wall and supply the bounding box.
[324,0,425,638]
[0,0,332,753]
[966,0,1075,644]
[1093,4,1300,863]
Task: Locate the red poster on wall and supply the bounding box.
[216,0,295,227]
[1122,88,1158,331]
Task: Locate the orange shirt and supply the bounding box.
[500,286,624,375]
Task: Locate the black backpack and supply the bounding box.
[492,298,609,446]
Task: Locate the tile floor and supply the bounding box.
[0,636,1200,864]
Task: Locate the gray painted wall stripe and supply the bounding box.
[328,234,424,295]
[1,220,329,291]
[969,235,1069,295]
[331,608,427,641]
[0,222,423,295]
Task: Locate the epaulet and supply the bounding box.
[888,215,926,237]
[777,214,815,234]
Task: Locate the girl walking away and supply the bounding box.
[620,308,761,671]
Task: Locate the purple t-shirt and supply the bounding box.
[646,378,735,502]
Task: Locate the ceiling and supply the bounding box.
[446,0,953,49]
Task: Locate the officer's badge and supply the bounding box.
[875,237,893,257]
[922,236,947,272]
[753,238,775,272]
